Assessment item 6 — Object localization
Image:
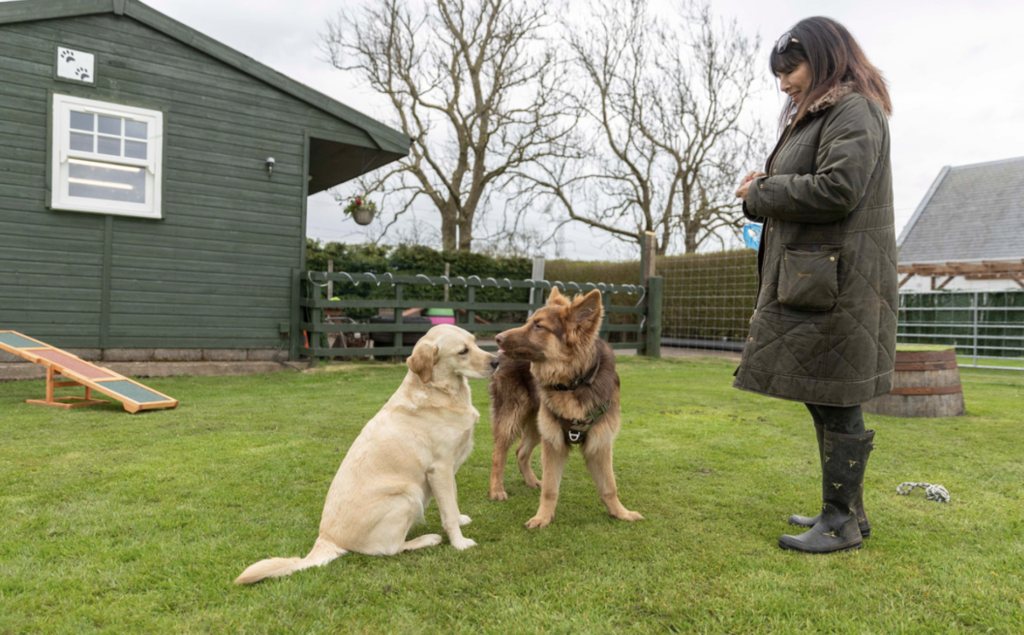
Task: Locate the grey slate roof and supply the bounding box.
[897,156,1024,263]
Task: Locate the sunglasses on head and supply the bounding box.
[776,32,799,53]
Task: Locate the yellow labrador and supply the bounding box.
[235,324,497,584]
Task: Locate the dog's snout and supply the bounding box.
[495,333,505,347]
[490,356,500,370]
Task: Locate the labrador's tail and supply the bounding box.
[234,537,347,584]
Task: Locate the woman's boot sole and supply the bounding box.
[778,538,863,553]
[788,515,871,539]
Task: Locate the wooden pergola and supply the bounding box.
[898,260,1024,290]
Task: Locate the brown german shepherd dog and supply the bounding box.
[489,287,643,528]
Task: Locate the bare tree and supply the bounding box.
[323,0,574,252]
[516,0,765,254]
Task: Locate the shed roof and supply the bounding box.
[0,0,410,161]
[897,156,1024,264]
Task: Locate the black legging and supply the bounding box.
[805,403,866,435]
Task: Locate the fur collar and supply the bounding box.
[808,81,854,114]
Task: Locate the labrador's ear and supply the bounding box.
[407,341,438,384]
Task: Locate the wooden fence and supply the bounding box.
[291,270,662,362]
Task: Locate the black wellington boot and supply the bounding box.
[788,425,873,538]
[779,430,875,553]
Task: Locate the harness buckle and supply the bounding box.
[568,430,582,443]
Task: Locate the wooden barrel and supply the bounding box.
[863,347,965,417]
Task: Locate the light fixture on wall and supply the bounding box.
[266,157,275,176]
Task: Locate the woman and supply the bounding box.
[733,17,897,553]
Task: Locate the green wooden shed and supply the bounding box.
[0,0,408,364]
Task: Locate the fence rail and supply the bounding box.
[292,270,662,362]
[898,290,1024,371]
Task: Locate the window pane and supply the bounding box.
[124,140,147,160]
[70,111,94,131]
[68,160,145,204]
[70,132,94,152]
[98,115,121,136]
[125,120,147,139]
[97,136,121,156]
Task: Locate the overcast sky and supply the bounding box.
[37,0,1024,259]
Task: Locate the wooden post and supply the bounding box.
[638,231,657,356]
[528,255,545,316]
[645,275,663,359]
[638,235,646,287]
[394,283,404,352]
[642,231,657,282]
[444,262,450,302]
[45,365,55,403]
[327,259,334,300]
[467,285,476,326]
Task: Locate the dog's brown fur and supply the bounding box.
[488,287,642,528]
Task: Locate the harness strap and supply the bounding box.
[557,400,611,445]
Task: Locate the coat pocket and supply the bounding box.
[777,245,840,311]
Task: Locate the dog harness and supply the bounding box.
[555,400,611,445]
[546,355,609,444]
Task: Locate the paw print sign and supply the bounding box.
[57,47,94,83]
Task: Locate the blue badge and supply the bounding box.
[742,224,762,250]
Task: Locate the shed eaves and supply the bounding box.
[0,0,410,156]
[897,156,1024,264]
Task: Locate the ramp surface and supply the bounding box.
[0,331,177,413]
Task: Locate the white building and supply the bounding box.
[897,156,1024,292]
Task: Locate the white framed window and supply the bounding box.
[50,94,163,219]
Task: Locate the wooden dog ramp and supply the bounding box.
[0,331,177,413]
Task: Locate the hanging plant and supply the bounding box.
[343,195,377,226]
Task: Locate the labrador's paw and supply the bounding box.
[450,537,477,550]
[614,510,644,521]
[458,514,472,526]
[525,515,552,529]
[419,534,444,547]
[489,489,509,501]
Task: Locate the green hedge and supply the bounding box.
[544,259,645,342]
[545,259,641,288]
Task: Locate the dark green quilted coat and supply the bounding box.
[734,90,898,407]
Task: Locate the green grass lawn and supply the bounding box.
[1,357,1022,634]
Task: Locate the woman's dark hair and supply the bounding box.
[770,17,891,129]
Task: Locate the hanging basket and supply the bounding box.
[351,208,375,226]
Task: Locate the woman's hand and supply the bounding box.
[735,171,766,202]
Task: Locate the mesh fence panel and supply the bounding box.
[657,249,759,351]
[656,249,1024,369]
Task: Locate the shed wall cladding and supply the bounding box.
[0,13,373,349]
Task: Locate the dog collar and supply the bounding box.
[547,354,601,392]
